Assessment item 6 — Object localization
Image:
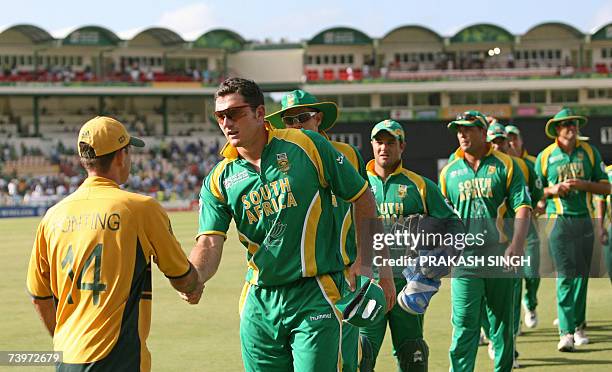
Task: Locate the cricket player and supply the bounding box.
[535,108,610,351]
[482,122,543,367]
[440,110,531,372]
[27,116,201,371]
[361,119,461,371]
[266,89,395,372]
[187,78,392,371]
[505,124,543,328]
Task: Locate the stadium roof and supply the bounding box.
[381,25,443,43]
[308,26,372,45]
[194,29,246,51]
[450,23,514,43]
[523,22,584,40]
[130,27,185,46]
[63,26,120,46]
[590,23,612,41]
[0,24,54,44]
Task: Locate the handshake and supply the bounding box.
[178,280,205,305]
[172,263,206,305]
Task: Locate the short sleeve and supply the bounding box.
[591,147,608,183]
[424,177,460,220]
[26,221,53,299]
[196,168,232,239]
[508,159,532,211]
[534,152,548,189]
[143,198,191,278]
[305,131,368,203]
[527,162,543,206]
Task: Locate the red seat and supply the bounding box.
[323,69,334,81]
[339,69,348,80]
[353,68,362,80]
[306,69,319,81]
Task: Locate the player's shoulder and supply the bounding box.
[511,155,527,168]
[113,188,162,211]
[537,142,558,159]
[271,127,320,143]
[270,128,332,157]
[524,153,537,164]
[439,157,463,179]
[330,140,354,155]
[208,158,233,177]
[330,140,361,167]
[400,168,438,190]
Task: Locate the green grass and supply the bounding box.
[1,211,611,371]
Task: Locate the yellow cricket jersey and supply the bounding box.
[27,176,190,371]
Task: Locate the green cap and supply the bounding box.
[447,110,488,131]
[265,90,338,132]
[505,125,521,136]
[370,119,405,141]
[342,279,387,327]
[486,122,507,142]
[544,107,587,139]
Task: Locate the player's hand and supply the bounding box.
[178,281,205,305]
[377,277,396,312]
[503,242,524,273]
[554,182,571,197]
[534,199,546,216]
[347,258,373,291]
[600,228,609,245]
[565,178,588,192]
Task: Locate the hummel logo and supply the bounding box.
[309,313,333,321]
[336,155,344,164]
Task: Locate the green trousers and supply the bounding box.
[239,273,345,372]
[522,231,541,311]
[483,231,541,339]
[360,277,428,372]
[548,216,593,335]
[336,274,362,372]
[450,277,515,372]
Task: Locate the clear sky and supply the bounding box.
[1,0,610,41]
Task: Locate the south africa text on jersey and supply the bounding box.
[458,178,493,201]
[241,177,298,224]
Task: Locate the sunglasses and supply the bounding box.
[456,112,486,127]
[214,104,257,124]
[558,120,577,128]
[281,111,318,126]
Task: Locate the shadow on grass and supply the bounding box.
[520,356,612,367]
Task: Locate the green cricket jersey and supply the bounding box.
[535,140,608,216]
[367,160,462,273]
[521,151,543,207]
[366,160,458,222]
[197,128,369,286]
[330,140,367,266]
[440,146,531,244]
[450,148,542,208]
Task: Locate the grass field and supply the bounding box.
[1,211,611,371]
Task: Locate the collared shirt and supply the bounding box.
[366,160,458,222]
[197,128,368,286]
[27,176,190,369]
[440,146,531,244]
[535,140,608,216]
